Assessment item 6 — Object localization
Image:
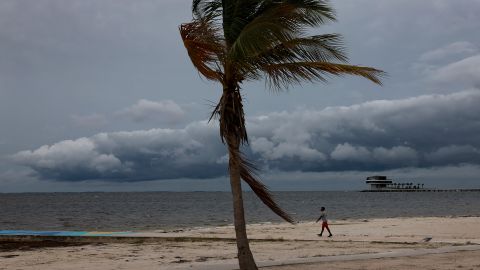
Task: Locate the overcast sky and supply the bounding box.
[1,0,480,192]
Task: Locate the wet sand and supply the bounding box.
[1,216,479,270]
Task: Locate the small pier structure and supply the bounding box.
[362,175,480,192]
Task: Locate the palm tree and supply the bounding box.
[180,1,384,269]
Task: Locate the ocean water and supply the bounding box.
[0,191,479,231]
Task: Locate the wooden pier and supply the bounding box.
[361,189,480,192]
[362,176,480,192]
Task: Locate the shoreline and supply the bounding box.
[1,216,479,269]
[3,214,479,234]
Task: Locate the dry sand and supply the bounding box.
[1,216,479,270]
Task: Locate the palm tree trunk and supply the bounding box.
[227,135,258,270]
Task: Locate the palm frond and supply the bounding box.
[228,1,336,61]
[253,0,336,27]
[221,0,238,43]
[192,0,222,18]
[262,62,386,89]
[282,34,347,63]
[284,0,336,26]
[239,152,294,223]
[227,0,263,43]
[229,4,303,60]
[237,33,348,80]
[179,18,225,81]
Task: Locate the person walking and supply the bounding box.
[316,207,333,237]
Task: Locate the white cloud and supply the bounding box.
[117,99,186,124]
[251,137,326,162]
[331,143,371,162]
[13,121,224,181]
[429,54,480,86]
[13,137,127,178]
[330,144,418,166]
[419,41,477,62]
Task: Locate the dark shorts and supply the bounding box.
[322,221,329,229]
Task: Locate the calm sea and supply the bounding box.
[0,192,479,231]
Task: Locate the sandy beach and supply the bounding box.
[1,216,479,270]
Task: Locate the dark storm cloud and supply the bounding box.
[12,90,480,182]
[13,121,226,181]
[13,120,228,181]
[247,90,480,169]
